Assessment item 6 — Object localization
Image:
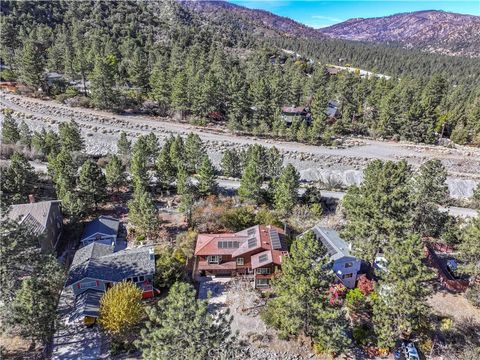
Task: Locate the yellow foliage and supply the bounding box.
[98,281,144,336]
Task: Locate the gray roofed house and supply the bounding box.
[65,241,156,323]
[66,242,155,287]
[80,216,120,246]
[5,200,63,253]
[310,225,362,288]
[325,100,340,119]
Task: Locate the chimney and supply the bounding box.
[28,194,35,203]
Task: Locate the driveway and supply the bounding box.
[197,276,232,312]
[51,288,108,360]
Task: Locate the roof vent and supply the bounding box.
[149,248,155,261]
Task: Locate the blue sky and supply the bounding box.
[229,1,480,28]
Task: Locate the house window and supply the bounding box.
[236,257,244,266]
[342,273,353,279]
[133,277,139,283]
[207,255,221,264]
[257,268,271,275]
[139,276,145,282]
[256,279,270,287]
[345,262,353,268]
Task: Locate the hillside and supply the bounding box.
[319,10,480,58]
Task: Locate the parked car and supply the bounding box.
[402,341,420,360]
[446,259,458,277]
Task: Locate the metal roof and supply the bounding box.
[311,226,352,261]
[66,242,155,286]
[81,216,120,241]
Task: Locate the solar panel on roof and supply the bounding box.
[248,237,257,248]
[270,229,282,250]
[218,241,240,249]
[259,254,268,263]
[247,228,256,236]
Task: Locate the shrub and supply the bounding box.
[99,282,144,337]
[357,275,375,296]
[345,288,366,309]
[352,323,375,347]
[254,207,283,228]
[220,206,256,231]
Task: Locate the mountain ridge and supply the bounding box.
[318,10,480,57]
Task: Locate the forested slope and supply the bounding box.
[0,0,479,145]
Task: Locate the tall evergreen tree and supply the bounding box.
[458,217,480,280]
[196,157,217,196]
[373,233,432,348]
[238,160,263,204]
[1,152,37,204]
[263,231,350,355]
[18,121,32,148]
[105,155,126,192]
[90,55,116,109]
[411,160,449,237]
[78,160,107,210]
[127,188,159,238]
[273,163,300,214]
[117,131,131,157]
[220,149,241,178]
[342,160,413,264]
[59,120,84,152]
[137,281,234,360]
[1,113,20,144]
[184,133,206,174]
[18,33,44,90]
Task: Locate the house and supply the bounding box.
[6,200,63,253]
[65,242,156,324]
[80,216,120,247]
[193,225,289,289]
[281,106,312,124]
[310,226,361,288]
[326,100,340,119]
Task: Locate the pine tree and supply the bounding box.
[220,149,241,178]
[1,113,20,144]
[149,60,171,115]
[18,33,44,90]
[18,121,32,148]
[137,281,234,359]
[59,120,84,152]
[155,145,176,191]
[458,217,480,279]
[169,135,185,172]
[90,55,116,109]
[176,164,189,196]
[105,155,126,192]
[99,282,144,338]
[1,152,37,205]
[263,231,350,355]
[265,146,283,179]
[171,69,189,119]
[196,157,217,196]
[117,131,131,157]
[184,133,206,174]
[411,160,449,237]
[130,137,150,191]
[273,164,300,214]
[127,188,159,237]
[342,160,413,265]
[128,48,149,91]
[238,160,263,204]
[78,159,107,210]
[373,233,432,348]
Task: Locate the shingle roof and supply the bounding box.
[311,226,352,261]
[66,242,155,286]
[6,201,60,235]
[73,289,103,319]
[81,216,119,241]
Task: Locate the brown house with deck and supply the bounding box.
[193,225,288,288]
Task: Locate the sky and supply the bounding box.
[228,1,480,28]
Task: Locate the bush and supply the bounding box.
[345,288,366,309]
[220,206,256,231]
[352,323,376,347]
[357,275,375,296]
[254,207,283,228]
[154,246,185,288]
